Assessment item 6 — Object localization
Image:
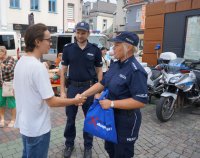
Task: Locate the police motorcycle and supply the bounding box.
[156,58,200,122]
[144,44,177,103]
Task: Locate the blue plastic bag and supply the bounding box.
[84,89,118,143]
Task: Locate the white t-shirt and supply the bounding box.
[13,56,54,137]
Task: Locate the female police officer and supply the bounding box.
[79,31,148,158]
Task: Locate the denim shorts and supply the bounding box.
[21,131,51,158]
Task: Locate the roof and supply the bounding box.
[89,1,117,14]
[123,0,150,8]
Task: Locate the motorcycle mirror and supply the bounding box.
[155,65,162,71]
[154,44,161,50]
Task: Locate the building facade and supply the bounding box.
[64,0,83,32]
[82,0,116,34]
[0,0,82,35]
[143,0,200,66]
[113,0,126,32]
[113,0,151,50]
[124,0,149,33]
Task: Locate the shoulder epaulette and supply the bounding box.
[91,43,99,48]
[64,43,72,47]
[131,62,138,71]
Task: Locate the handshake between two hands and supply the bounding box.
[74,94,87,106]
[74,93,112,109]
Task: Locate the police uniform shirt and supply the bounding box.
[101,56,148,104]
[62,42,102,82]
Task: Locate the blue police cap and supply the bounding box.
[75,21,90,31]
[109,31,139,46]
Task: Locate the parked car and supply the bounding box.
[0,31,20,60]
[42,32,111,62]
[88,33,111,49]
[42,32,74,62]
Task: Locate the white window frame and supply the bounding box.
[67,3,74,20]
[30,0,39,10]
[10,0,20,8]
[103,19,107,31]
[136,8,142,23]
[49,0,57,13]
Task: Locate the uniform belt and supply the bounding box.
[69,80,94,87]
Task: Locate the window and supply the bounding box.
[10,0,20,8]
[0,35,15,50]
[67,3,74,20]
[31,0,39,10]
[103,19,107,31]
[136,8,142,23]
[123,0,127,5]
[49,0,56,13]
[184,16,200,60]
[88,35,108,48]
[124,17,127,24]
[89,19,93,30]
[87,6,90,15]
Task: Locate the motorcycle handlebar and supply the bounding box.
[189,60,200,69]
[192,60,200,65]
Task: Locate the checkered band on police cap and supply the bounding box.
[75,21,90,31]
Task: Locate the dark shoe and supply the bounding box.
[83,149,92,158]
[64,146,74,158]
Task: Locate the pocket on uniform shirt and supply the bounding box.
[86,55,95,63]
[110,77,127,96]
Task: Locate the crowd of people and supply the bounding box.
[0,21,147,158]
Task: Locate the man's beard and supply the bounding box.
[77,38,87,44]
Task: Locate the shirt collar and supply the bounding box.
[74,40,91,50]
[117,55,134,68]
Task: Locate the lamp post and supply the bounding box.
[28,13,34,26]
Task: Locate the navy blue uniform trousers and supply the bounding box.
[64,84,94,149]
[105,110,142,158]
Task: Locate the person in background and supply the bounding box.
[54,53,62,67]
[107,46,117,65]
[0,46,16,128]
[60,21,102,158]
[13,23,86,158]
[101,47,110,76]
[79,31,148,158]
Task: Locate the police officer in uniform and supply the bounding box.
[60,21,103,158]
[79,31,148,158]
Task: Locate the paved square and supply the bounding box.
[0,102,200,158]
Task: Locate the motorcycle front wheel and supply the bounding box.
[156,96,175,122]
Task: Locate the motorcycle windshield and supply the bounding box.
[167,58,187,74]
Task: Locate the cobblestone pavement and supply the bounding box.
[0,101,200,158]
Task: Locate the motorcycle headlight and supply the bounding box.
[169,76,181,83]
